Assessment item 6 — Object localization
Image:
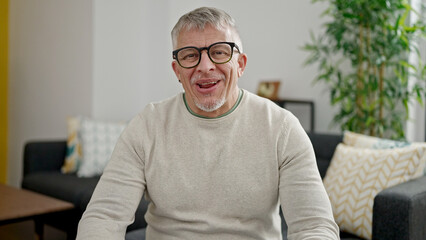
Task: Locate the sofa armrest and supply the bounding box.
[23,140,67,176]
[372,175,426,240]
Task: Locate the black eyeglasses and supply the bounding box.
[172,42,241,69]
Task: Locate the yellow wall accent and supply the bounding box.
[0,0,8,184]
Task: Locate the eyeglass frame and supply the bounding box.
[172,41,241,69]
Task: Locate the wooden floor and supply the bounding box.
[0,220,67,240]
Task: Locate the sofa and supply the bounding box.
[21,132,426,240]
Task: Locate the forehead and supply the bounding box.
[176,25,234,48]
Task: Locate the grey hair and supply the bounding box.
[171,7,243,52]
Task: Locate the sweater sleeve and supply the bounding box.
[278,114,339,240]
[76,115,146,240]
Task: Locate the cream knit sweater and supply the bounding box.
[77,90,339,240]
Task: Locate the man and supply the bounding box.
[77,7,339,240]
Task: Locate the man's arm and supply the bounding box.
[76,116,146,240]
[278,114,339,240]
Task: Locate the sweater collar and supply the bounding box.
[183,89,244,119]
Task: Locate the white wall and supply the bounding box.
[8,0,93,186]
[406,0,426,142]
[413,36,426,141]
[92,0,179,121]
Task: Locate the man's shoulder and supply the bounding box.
[142,93,182,113]
[241,89,297,124]
[152,93,182,107]
[242,90,286,113]
[128,93,183,125]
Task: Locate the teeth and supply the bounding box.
[199,81,217,85]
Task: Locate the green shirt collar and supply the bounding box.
[183,89,244,119]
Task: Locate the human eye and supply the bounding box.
[211,50,226,56]
[182,53,198,60]
[178,49,199,62]
[210,45,231,59]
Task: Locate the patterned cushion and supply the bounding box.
[343,131,411,149]
[323,144,426,239]
[344,131,426,175]
[77,118,127,177]
[61,117,83,174]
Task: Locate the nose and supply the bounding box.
[196,50,215,72]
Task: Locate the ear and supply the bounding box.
[172,61,182,82]
[237,53,247,78]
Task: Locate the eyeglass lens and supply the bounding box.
[176,43,233,68]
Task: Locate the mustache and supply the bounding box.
[190,73,226,85]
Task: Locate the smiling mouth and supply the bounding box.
[197,81,219,89]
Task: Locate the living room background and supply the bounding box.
[5,0,426,186]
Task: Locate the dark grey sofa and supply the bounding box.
[21,132,426,240]
[21,141,150,240]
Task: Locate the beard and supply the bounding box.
[194,95,226,112]
[190,73,227,113]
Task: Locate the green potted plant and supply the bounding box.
[303,0,426,139]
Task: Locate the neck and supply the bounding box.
[185,88,241,118]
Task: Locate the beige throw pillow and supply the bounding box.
[343,131,426,176]
[323,144,426,239]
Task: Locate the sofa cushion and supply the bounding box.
[22,172,99,210]
[323,143,426,239]
[77,117,127,177]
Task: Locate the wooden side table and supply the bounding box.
[0,184,74,240]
